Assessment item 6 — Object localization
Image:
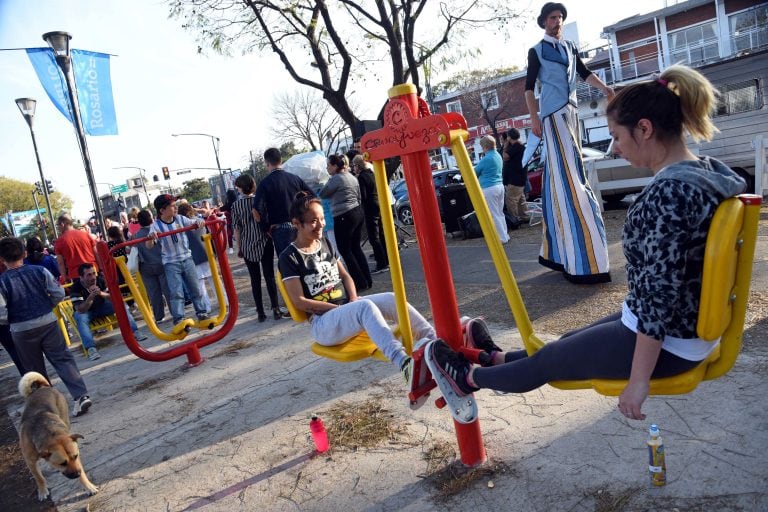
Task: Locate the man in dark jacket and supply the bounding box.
[502,128,529,222]
[70,263,147,361]
[252,147,313,257]
[351,155,388,273]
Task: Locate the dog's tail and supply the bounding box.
[18,371,51,398]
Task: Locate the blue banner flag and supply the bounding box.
[26,48,118,136]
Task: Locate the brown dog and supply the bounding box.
[18,371,99,501]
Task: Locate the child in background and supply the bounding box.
[177,202,214,312]
[24,237,60,281]
[107,225,135,310]
[0,237,93,416]
[146,194,209,326]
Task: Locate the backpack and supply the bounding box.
[458,211,483,239]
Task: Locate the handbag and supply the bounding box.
[126,247,139,273]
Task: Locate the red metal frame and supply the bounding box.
[96,216,238,366]
[361,87,486,467]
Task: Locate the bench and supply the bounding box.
[54,298,121,354]
[55,273,146,354]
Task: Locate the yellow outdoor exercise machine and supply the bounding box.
[96,216,239,366]
[276,82,761,467]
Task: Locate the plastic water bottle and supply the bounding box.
[309,414,329,453]
[647,424,666,486]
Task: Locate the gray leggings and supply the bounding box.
[473,312,700,394]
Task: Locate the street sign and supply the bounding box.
[111,184,128,194]
[176,170,192,175]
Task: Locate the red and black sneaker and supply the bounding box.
[466,317,502,354]
[427,340,478,396]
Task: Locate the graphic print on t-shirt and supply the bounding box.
[303,251,344,303]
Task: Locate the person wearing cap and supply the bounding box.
[146,194,210,326]
[524,2,614,284]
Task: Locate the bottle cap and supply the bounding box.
[311,414,319,421]
[649,424,660,434]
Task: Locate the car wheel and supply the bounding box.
[398,205,414,225]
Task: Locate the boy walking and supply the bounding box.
[0,237,92,416]
[146,194,209,326]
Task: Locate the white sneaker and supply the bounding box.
[228,247,234,255]
[401,357,413,387]
[73,395,92,417]
[87,347,101,361]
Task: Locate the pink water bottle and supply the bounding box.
[309,414,329,453]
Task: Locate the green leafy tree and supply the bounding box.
[0,176,72,240]
[169,0,524,138]
[180,178,213,203]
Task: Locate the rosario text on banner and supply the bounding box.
[26,47,118,136]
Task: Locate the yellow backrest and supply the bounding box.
[550,194,761,396]
[276,271,308,323]
[697,197,743,340]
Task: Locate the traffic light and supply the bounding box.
[153,174,159,182]
[44,179,54,194]
[162,166,170,180]
[34,181,42,194]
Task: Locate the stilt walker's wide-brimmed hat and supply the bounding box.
[537,2,568,28]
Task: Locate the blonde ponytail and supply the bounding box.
[658,65,718,142]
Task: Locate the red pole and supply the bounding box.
[96,217,238,365]
[389,85,486,466]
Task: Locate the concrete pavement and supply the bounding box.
[2,217,766,511]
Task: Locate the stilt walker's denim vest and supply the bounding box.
[532,39,580,118]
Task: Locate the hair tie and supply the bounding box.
[657,78,680,96]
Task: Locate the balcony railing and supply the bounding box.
[730,24,768,54]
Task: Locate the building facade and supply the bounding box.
[432,0,767,183]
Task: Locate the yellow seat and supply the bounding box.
[54,298,121,355]
[276,271,389,362]
[542,195,760,395]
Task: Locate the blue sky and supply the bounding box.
[0,0,662,220]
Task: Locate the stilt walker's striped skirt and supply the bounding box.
[539,104,610,284]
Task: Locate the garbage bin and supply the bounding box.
[439,183,472,233]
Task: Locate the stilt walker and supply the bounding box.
[524,2,614,284]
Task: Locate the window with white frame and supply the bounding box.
[446,100,462,114]
[480,90,499,110]
[667,21,719,65]
[729,4,768,53]
[716,79,762,116]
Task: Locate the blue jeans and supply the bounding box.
[139,262,171,322]
[164,258,208,323]
[74,300,138,351]
[271,225,295,259]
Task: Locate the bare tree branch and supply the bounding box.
[270,89,351,153]
[168,0,525,137]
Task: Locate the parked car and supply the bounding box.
[390,179,409,202]
[394,169,464,225]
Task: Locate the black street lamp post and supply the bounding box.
[15,97,58,239]
[42,30,106,239]
[171,133,223,178]
[30,188,51,246]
